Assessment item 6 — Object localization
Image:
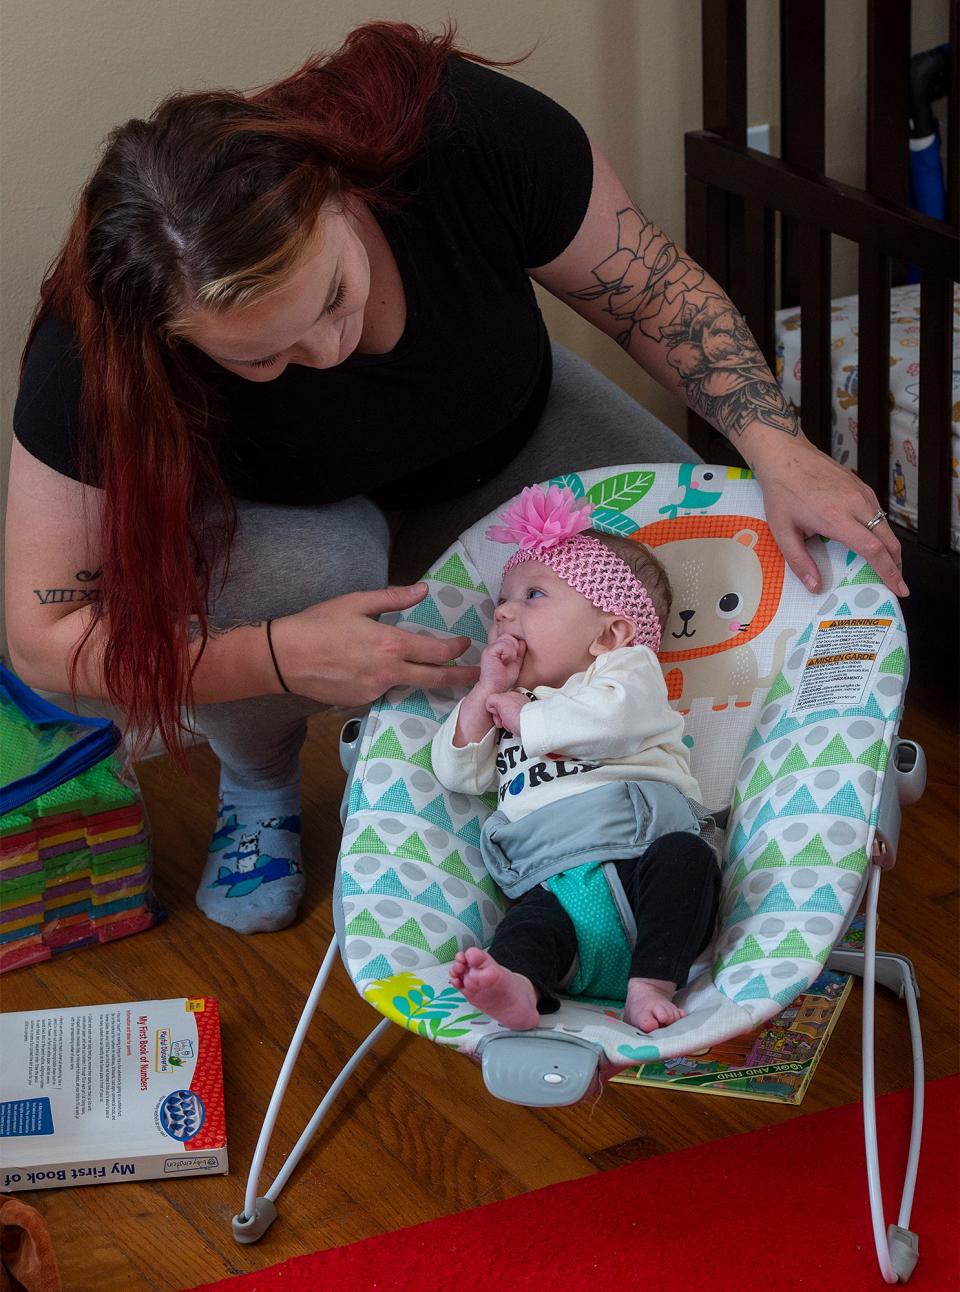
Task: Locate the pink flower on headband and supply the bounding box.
[486,484,593,550]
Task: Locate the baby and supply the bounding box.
[431,484,719,1033]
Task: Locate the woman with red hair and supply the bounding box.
[6,23,903,934]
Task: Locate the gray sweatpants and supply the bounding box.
[193,342,702,788]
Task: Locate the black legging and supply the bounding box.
[487,830,720,1011]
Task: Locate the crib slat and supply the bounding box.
[780,0,825,309]
[854,248,891,508]
[917,274,954,552]
[950,9,959,231]
[797,225,832,454]
[701,0,746,144]
[686,134,958,274]
[698,0,745,327]
[865,0,910,208]
[740,202,776,370]
[780,0,829,436]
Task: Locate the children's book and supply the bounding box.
[611,918,864,1105]
[0,996,226,1191]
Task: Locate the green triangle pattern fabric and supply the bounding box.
[337,543,505,1007]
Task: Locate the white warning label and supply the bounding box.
[791,618,892,713]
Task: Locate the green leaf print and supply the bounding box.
[586,471,656,513]
[387,982,483,1044]
[548,473,586,498]
[589,507,640,536]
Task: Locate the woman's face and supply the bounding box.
[181,207,371,382]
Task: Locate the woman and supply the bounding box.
[6,23,904,935]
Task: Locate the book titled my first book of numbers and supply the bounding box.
[0,996,226,1191]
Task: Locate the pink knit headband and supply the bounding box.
[485,484,662,652]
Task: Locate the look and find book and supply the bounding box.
[0,996,226,1191]
[611,917,864,1105]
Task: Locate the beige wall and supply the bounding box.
[0,0,949,617]
[0,0,742,448]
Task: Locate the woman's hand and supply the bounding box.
[267,583,480,704]
[749,434,908,598]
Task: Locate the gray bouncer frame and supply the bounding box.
[233,717,928,1285]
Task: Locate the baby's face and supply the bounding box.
[491,561,609,689]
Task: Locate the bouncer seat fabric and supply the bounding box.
[334,464,908,1070]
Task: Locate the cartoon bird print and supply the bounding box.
[658,463,725,520]
[892,461,906,505]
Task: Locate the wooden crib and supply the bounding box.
[684,0,958,685]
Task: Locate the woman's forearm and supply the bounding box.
[566,204,801,466]
[8,607,279,703]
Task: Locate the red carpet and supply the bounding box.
[192,1076,958,1292]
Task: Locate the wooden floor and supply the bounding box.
[3,688,957,1292]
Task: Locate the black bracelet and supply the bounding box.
[265,619,291,693]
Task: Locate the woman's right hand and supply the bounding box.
[267,583,480,704]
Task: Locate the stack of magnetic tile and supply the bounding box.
[1,758,161,973]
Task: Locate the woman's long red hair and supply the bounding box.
[23,22,491,759]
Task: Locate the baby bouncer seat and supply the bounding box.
[235,464,927,1284]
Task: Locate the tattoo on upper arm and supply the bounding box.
[33,568,103,606]
[569,206,797,440]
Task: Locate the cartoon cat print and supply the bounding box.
[654,528,794,711]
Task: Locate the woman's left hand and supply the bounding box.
[749,433,908,598]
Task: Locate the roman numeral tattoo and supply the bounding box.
[33,569,103,605]
[33,588,100,605]
[569,206,798,440]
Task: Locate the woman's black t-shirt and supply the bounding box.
[14,58,594,508]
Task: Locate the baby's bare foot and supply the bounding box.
[623,977,685,1033]
[448,946,539,1029]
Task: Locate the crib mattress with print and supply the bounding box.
[776,281,960,553]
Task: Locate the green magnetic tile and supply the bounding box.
[1,812,34,835]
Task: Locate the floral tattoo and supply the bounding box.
[569,207,797,440]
